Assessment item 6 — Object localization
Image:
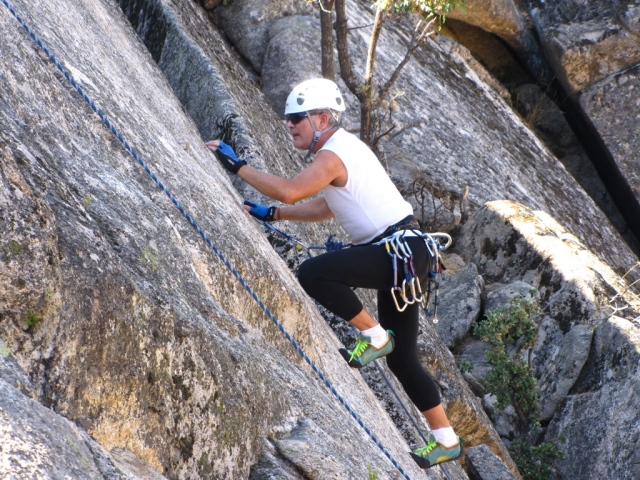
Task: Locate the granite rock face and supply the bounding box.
[456,200,640,479]
[546,316,640,480]
[430,0,640,249]
[0,1,441,478]
[1,340,163,480]
[435,263,484,348]
[528,0,640,94]
[2,0,640,479]
[466,443,518,480]
[212,0,639,279]
[580,65,640,208]
[526,0,640,230]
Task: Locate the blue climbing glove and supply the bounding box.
[215,141,247,174]
[244,201,277,222]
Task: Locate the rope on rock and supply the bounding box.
[0,1,416,477]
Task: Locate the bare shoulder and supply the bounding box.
[311,149,347,187]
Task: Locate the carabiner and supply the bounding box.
[413,275,424,302]
[400,279,415,305]
[391,287,408,312]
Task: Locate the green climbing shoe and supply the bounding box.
[410,434,464,469]
[338,331,394,368]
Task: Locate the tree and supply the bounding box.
[313,0,464,153]
[474,295,540,430]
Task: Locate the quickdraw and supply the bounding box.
[385,240,407,312]
[256,220,352,256]
[378,230,452,323]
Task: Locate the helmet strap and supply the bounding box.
[305,111,336,159]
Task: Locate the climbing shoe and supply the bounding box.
[410,434,464,469]
[338,331,394,368]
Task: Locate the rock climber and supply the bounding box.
[206,78,463,468]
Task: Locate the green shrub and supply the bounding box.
[510,439,563,480]
[474,295,564,479]
[474,295,540,428]
[457,359,474,374]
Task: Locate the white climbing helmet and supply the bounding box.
[284,78,346,115]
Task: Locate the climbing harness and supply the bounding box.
[375,229,452,322]
[1,1,416,477]
[381,232,423,312]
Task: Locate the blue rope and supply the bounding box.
[257,220,351,257]
[257,220,308,249]
[1,1,415,477]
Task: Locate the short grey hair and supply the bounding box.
[311,109,342,127]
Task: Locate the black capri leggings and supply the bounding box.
[297,236,441,412]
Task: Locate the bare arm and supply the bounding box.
[205,140,346,205]
[276,197,334,222]
[237,150,345,204]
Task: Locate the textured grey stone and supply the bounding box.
[482,395,518,440]
[525,0,640,233]
[545,317,640,480]
[580,66,640,207]
[211,0,315,74]
[466,443,518,480]
[528,0,640,91]
[457,201,640,478]
[0,356,158,479]
[538,324,593,421]
[0,1,432,478]
[512,83,632,245]
[484,281,536,313]
[446,0,553,85]
[0,339,35,398]
[3,0,640,479]
[211,0,639,279]
[262,15,323,113]
[572,315,640,392]
[435,263,484,348]
[459,341,493,388]
[549,382,640,480]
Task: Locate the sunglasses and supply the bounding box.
[285,112,309,125]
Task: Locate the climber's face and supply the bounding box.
[286,111,320,150]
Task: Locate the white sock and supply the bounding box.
[360,325,389,348]
[431,427,458,448]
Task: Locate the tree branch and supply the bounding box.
[335,0,362,99]
[382,18,435,96]
[361,7,385,144]
[319,0,336,79]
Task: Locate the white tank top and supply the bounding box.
[319,128,413,244]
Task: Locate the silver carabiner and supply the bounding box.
[401,279,415,305]
[407,277,419,303]
[413,275,424,302]
[391,287,408,312]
